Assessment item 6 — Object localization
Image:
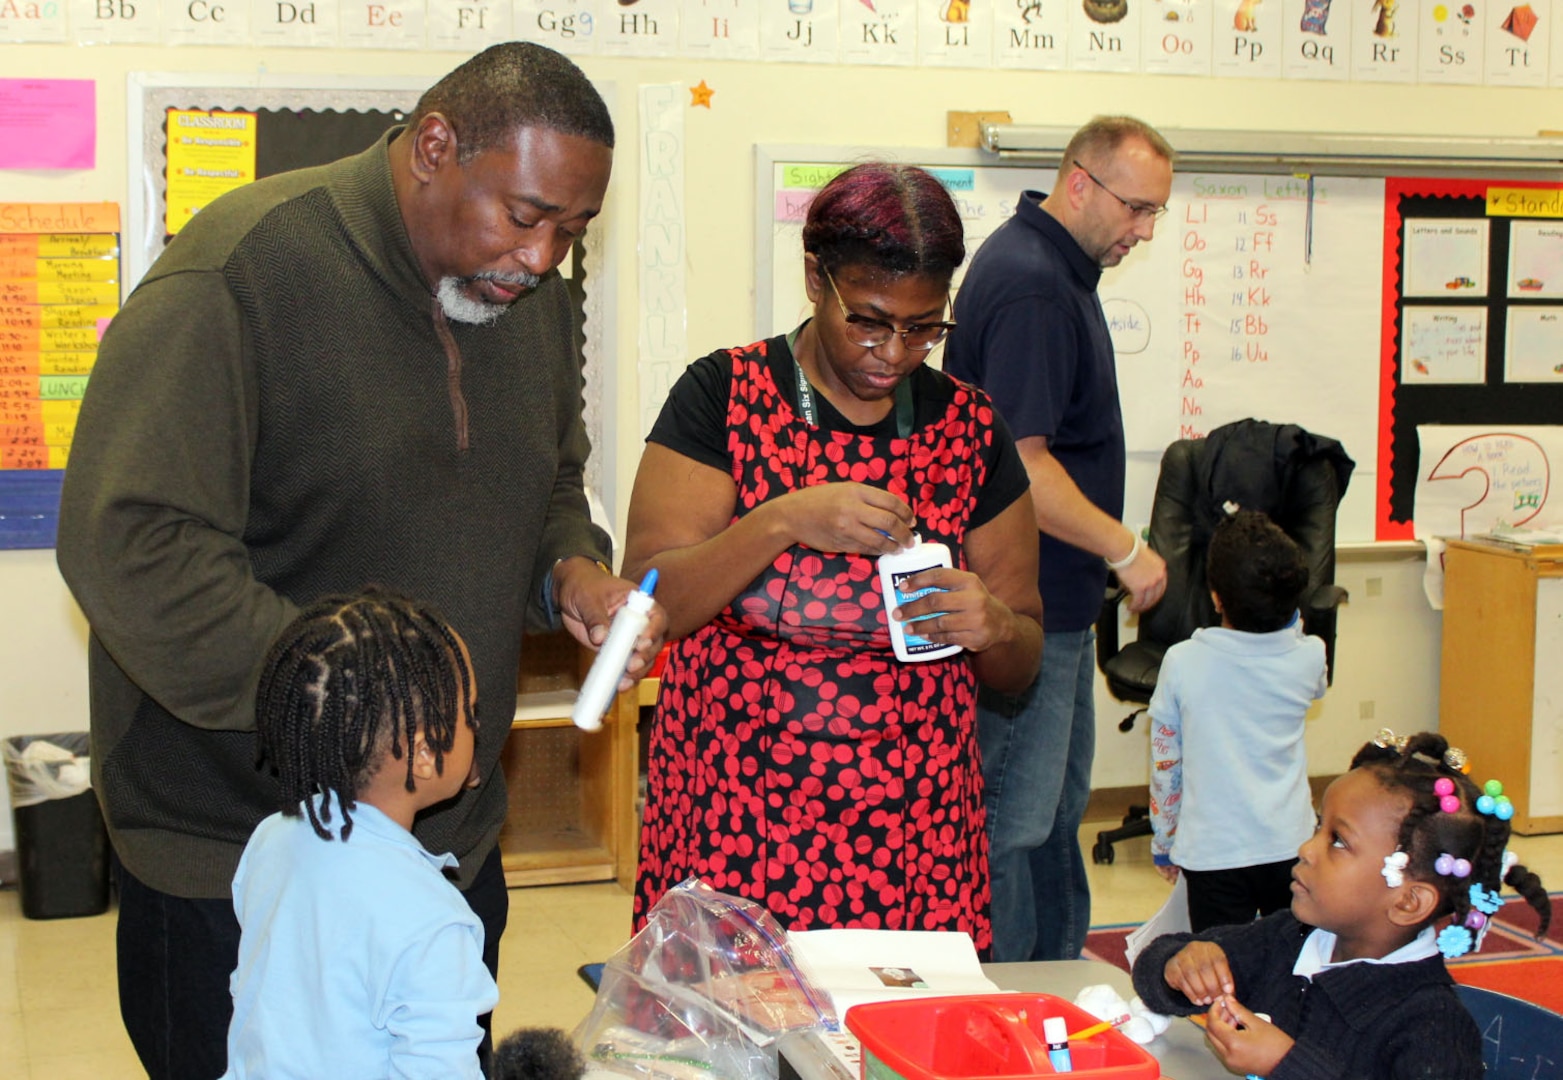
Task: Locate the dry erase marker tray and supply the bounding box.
[844,994,1160,1080]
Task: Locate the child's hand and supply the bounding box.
[1155,864,1180,884]
[1162,940,1234,1005]
[1204,995,1292,1077]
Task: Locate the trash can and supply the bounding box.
[4,733,110,919]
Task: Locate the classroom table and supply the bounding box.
[778,959,1226,1080]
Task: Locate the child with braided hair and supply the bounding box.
[220,589,498,1080]
[1132,729,1551,1080]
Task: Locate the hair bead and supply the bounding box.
[1350,731,1551,953]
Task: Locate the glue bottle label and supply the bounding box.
[877,539,963,663]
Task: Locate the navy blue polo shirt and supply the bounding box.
[944,191,1125,633]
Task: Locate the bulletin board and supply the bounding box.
[757,135,1563,544]
[1380,178,1563,540]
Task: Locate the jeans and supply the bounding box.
[115,857,240,1080]
[115,844,508,1079]
[977,628,1096,962]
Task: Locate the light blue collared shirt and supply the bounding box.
[222,797,498,1080]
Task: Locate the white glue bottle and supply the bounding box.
[571,568,658,732]
[877,535,963,663]
[1043,1016,1073,1072]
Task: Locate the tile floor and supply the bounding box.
[3,822,1561,1079]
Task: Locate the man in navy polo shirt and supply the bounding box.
[945,116,1174,962]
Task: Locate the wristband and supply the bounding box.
[1104,532,1142,571]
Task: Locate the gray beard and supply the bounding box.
[435,271,541,326]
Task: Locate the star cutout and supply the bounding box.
[690,80,715,108]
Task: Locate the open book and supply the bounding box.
[787,929,1000,1018]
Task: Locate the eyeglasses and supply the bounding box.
[1072,159,1169,221]
[823,269,955,352]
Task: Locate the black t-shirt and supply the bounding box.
[648,333,1030,531]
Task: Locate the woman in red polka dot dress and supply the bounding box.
[622,164,1043,952]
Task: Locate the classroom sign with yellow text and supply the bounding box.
[165,110,258,235]
[1486,187,1563,219]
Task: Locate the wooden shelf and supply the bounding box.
[638,677,660,708]
[496,633,640,889]
[1440,539,1563,835]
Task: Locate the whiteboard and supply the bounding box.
[757,145,1383,542]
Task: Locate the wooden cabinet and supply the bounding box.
[1440,539,1563,835]
[496,632,640,888]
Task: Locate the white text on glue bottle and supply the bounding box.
[877,536,963,663]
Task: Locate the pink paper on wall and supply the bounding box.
[0,79,96,171]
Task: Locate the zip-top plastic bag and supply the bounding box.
[574,878,834,1080]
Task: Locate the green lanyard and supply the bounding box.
[787,323,914,438]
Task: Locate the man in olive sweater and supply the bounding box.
[57,43,664,1080]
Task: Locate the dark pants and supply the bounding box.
[1182,857,1298,933]
[115,844,509,1079]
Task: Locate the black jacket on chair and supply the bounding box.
[1100,418,1355,708]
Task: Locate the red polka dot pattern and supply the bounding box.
[635,341,997,951]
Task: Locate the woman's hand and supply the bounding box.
[1162,940,1234,1006]
[957,494,1042,694]
[1204,995,1292,1077]
[888,565,1017,654]
[780,482,916,555]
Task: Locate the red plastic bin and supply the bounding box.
[844,994,1161,1080]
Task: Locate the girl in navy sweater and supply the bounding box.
[1132,730,1550,1080]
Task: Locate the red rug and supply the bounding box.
[1083,893,1563,1013]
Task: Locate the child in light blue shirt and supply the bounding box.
[1149,510,1326,932]
[221,589,498,1080]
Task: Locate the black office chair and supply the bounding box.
[1091,419,1354,864]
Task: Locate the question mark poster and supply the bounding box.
[1412,424,1559,606]
[1413,425,1555,542]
